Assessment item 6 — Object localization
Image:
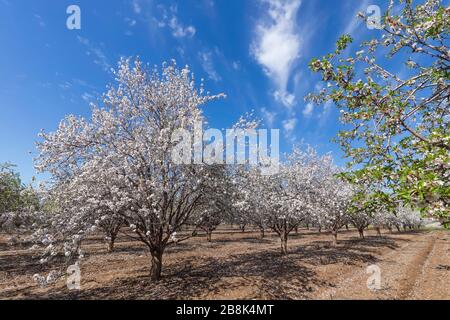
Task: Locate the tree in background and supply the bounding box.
[0,163,40,233]
[194,165,234,242]
[0,163,22,215]
[314,174,353,246]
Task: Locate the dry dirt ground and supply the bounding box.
[0,227,448,300]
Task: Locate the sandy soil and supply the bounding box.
[0,227,448,300]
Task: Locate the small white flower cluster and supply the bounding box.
[32,270,61,287]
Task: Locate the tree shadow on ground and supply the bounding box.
[436,264,450,271]
[290,243,379,266]
[0,251,49,275]
[86,244,147,256]
[16,239,391,300]
[16,248,325,299]
[209,236,273,245]
[308,235,409,252]
[7,231,421,300]
[0,242,31,251]
[0,252,69,299]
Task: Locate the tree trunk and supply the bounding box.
[387,226,392,233]
[294,226,298,234]
[280,235,288,255]
[396,225,401,232]
[206,230,212,242]
[345,224,349,230]
[259,227,265,239]
[106,234,116,252]
[107,238,115,252]
[306,223,309,230]
[376,227,381,237]
[318,226,322,233]
[331,230,338,246]
[240,225,245,233]
[150,249,163,281]
[358,228,365,239]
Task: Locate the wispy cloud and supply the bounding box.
[81,92,94,103]
[302,102,314,118]
[132,0,142,14]
[58,81,72,90]
[146,3,197,39]
[199,51,221,82]
[282,117,297,131]
[72,78,98,91]
[251,0,302,108]
[319,100,333,120]
[34,14,45,27]
[282,116,298,141]
[260,107,276,127]
[168,16,196,38]
[232,61,241,71]
[77,36,110,72]
[124,17,137,27]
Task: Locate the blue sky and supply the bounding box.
[0,0,392,183]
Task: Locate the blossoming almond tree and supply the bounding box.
[397,205,423,230]
[97,215,125,252]
[231,164,296,253]
[256,171,299,254]
[233,146,336,254]
[193,165,234,242]
[277,147,333,249]
[231,165,269,239]
[371,210,393,236]
[313,166,354,246]
[349,211,371,239]
[347,185,392,238]
[36,58,228,281]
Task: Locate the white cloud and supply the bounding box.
[274,91,295,108]
[260,107,276,127]
[125,17,137,27]
[81,92,94,103]
[302,102,314,117]
[282,117,297,135]
[73,78,87,86]
[168,16,196,38]
[132,0,142,14]
[72,78,98,91]
[59,82,72,90]
[199,51,221,82]
[320,100,333,119]
[282,116,298,142]
[149,4,196,39]
[77,36,110,72]
[176,46,185,58]
[232,61,241,71]
[251,0,302,108]
[34,14,45,27]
